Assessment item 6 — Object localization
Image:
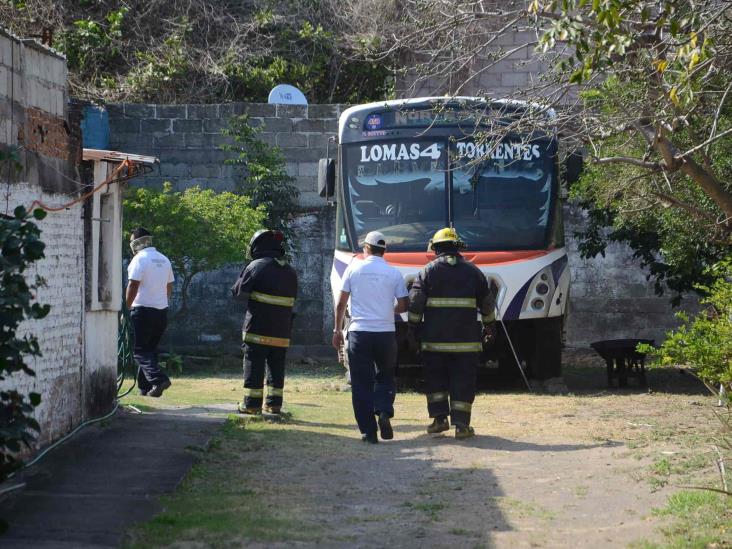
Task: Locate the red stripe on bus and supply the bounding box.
[353,250,550,266]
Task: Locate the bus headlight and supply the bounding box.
[532,298,545,310]
[536,282,549,295]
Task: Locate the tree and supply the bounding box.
[221,115,300,241]
[361,0,731,298]
[0,206,49,498]
[123,183,266,315]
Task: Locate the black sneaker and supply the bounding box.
[139,389,149,396]
[377,412,394,440]
[147,379,171,398]
[361,432,378,444]
[427,417,450,434]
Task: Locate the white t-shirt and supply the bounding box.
[127,247,174,309]
[341,255,408,332]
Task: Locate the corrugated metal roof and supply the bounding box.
[82,148,158,164]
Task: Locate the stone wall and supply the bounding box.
[0,30,109,448]
[109,102,343,353]
[108,101,690,353]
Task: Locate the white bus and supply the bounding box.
[319,97,577,379]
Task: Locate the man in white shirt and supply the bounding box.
[332,231,408,443]
[126,227,174,398]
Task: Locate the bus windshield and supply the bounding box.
[452,138,555,250]
[340,137,557,252]
[343,140,448,251]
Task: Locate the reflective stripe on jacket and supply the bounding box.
[231,255,298,347]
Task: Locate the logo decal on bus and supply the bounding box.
[365,114,383,130]
[359,143,442,162]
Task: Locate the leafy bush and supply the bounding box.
[123,183,266,315]
[0,206,50,486]
[221,115,299,241]
[639,257,732,395]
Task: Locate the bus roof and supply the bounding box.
[338,96,556,138]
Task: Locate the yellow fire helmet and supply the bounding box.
[428,227,465,251]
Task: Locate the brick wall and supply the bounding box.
[108,100,693,352]
[0,29,115,449]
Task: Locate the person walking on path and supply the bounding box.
[231,230,298,415]
[407,227,498,439]
[332,231,409,443]
[126,227,174,398]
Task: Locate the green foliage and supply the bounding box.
[569,74,731,302]
[0,206,50,485]
[639,257,732,392]
[123,183,266,312]
[57,7,128,79]
[221,116,299,239]
[7,2,393,103]
[124,24,191,102]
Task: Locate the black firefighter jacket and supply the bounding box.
[408,253,497,353]
[231,254,298,348]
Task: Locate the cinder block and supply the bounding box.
[298,162,319,177]
[308,104,339,119]
[293,119,324,133]
[185,132,206,148]
[124,104,156,119]
[261,117,292,133]
[208,133,235,148]
[242,103,276,117]
[276,104,307,118]
[160,162,190,177]
[110,132,153,151]
[501,72,529,87]
[281,148,323,163]
[295,176,317,192]
[153,132,185,149]
[191,164,222,178]
[276,133,307,148]
[203,118,227,133]
[219,103,247,118]
[172,119,202,133]
[323,119,338,133]
[157,105,187,119]
[187,104,219,119]
[307,133,335,150]
[141,118,171,133]
[112,117,140,133]
[257,132,276,146]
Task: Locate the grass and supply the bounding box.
[118,357,728,547]
[631,490,732,549]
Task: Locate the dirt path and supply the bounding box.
[122,355,721,548]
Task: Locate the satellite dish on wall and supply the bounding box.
[268,84,308,106]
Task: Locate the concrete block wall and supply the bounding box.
[0,29,113,449]
[109,102,343,352]
[109,103,343,207]
[7,184,85,446]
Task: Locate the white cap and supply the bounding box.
[363,231,387,248]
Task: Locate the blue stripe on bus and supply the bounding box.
[333,257,349,278]
[504,278,533,321]
[551,255,568,285]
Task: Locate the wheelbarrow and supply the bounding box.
[590,339,654,388]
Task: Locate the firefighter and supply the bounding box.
[407,227,497,439]
[231,230,298,415]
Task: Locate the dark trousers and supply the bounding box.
[423,351,478,427]
[347,331,397,436]
[243,343,287,409]
[130,306,170,392]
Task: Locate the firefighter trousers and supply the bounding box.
[422,351,478,427]
[243,343,287,410]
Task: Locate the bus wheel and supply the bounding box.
[528,317,563,380]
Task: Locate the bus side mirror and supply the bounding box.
[318,158,336,199]
[565,150,583,186]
